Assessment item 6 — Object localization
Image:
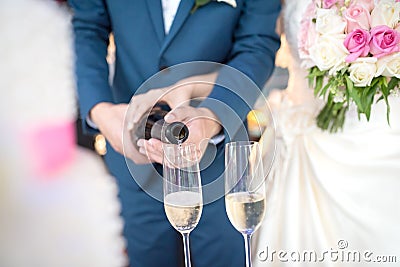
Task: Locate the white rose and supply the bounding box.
[315,8,347,35]
[309,35,348,72]
[349,57,378,87]
[375,52,400,78]
[371,0,400,28]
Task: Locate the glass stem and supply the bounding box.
[182,232,191,267]
[243,234,252,267]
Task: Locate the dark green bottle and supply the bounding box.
[132,104,189,145]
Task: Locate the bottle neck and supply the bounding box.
[164,121,189,144]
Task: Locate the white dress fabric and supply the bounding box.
[0,1,127,266]
[255,0,400,266]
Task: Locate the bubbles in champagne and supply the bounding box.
[225,192,266,235]
[164,191,203,233]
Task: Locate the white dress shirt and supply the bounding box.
[161,0,181,34]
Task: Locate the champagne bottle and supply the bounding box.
[131,104,189,145]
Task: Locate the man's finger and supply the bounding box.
[144,139,163,164]
[132,103,151,124]
[140,139,163,156]
[164,106,194,123]
[130,90,162,123]
[147,138,163,155]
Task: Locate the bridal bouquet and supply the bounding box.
[299,0,400,132]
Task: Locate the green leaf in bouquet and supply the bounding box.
[382,76,389,87]
[307,67,316,89]
[316,92,348,133]
[314,67,326,76]
[308,67,326,93]
[320,82,331,97]
[387,77,399,91]
[379,77,388,99]
[316,93,333,129]
[376,95,384,102]
[331,102,347,133]
[361,80,379,121]
[340,67,348,76]
[315,75,324,96]
[381,77,399,125]
[376,93,391,126]
[316,102,332,130]
[344,75,353,92]
[345,76,363,111]
[377,77,388,104]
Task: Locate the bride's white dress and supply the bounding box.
[255,0,400,266]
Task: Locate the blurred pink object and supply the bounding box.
[25,121,76,176]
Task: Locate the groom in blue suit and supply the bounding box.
[68,0,280,266]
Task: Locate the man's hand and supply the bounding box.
[130,72,217,124]
[137,106,222,164]
[130,72,218,164]
[127,86,192,164]
[90,102,150,164]
[129,88,190,124]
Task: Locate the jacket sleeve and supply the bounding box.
[68,0,113,134]
[199,0,281,141]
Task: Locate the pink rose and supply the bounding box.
[303,0,317,19]
[344,29,371,62]
[322,0,345,9]
[354,0,375,12]
[370,25,400,58]
[322,0,346,9]
[298,2,317,66]
[345,4,371,33]
[323,0,338,8]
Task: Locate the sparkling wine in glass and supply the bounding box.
[163,143,203,267]
[225,141,266,267]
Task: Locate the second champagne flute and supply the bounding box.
[163,143,203,267]
[225,141,266,267]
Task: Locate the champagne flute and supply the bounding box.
[225,141,266,267]
[163,143,203,267]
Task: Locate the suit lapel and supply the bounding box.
[159,0,195,56]
[145,0,165,44]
